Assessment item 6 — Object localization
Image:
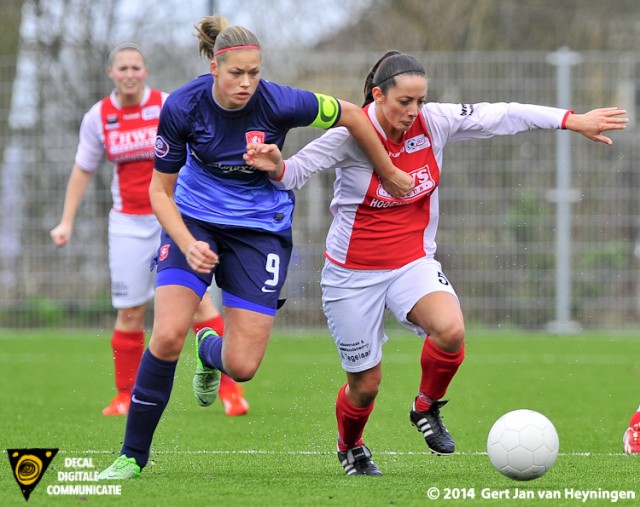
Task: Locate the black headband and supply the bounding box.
[372,68,425,88]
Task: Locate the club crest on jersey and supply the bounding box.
[159,244,170,261]
[246,131,265,144]
[155,136,170,158]
[404,134,430,153]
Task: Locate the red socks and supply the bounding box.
[336,384,374,452]
[111,329,145,395]
[415,338,464,412]
[192,315,225,336]
[334,338,464,449]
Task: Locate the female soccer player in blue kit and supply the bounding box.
[50,42,249,419]
[98,14,412,479]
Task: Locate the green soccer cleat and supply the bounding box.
[193,327,221,407]
[97,455,141,480]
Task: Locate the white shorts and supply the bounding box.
[108,210,162,308]
[321,257,458,373]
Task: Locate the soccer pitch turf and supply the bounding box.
[1,328,638,506]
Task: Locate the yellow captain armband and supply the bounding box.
[310,93,341,129]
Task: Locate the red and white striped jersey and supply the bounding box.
[274,101,571,270]
[74,87,167,214]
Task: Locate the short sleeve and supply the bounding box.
[154,94,189,173]
[262,81,341,131]
[74,102,104,172]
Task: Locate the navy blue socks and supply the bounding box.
[121,349,176,468]
[199,333,225,373]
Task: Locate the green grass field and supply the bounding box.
[1,328,639,506]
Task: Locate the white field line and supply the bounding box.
[17,449,627,457]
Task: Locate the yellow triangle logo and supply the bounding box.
[7,448,58,502]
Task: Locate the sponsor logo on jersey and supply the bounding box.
[107,126,157,155]
[105,114,120,130]
[198,162,257,174]
[404,134,430,153]
[460,103,475,116]
[155,136,170,158]
[159,244,170,261]
[123,112,140,120]
[142,105,161,121]
[246,130,265,144]
[373,164,436,206]
[411,164,436,195]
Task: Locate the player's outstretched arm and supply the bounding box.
[564,107,628,145]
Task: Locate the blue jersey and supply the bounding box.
[154,73,340,231]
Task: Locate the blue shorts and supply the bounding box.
[155,215,292,314]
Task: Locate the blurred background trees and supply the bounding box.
[319,0,640,51]
[1,0,639,329]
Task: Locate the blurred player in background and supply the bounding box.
[623,405,640,454]
[50,42,248,418]
[244,50,628,475]
[97,14,412,480]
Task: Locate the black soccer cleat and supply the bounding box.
[410,398,455,455]
[337,444,383,476]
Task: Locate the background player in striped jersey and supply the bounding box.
[50,42,248,417]
[244,51,628,475]
[98,16,412,480]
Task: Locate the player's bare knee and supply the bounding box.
[431,323,465,352]
[116,306,146,329]
[447,323,465,350]
[149,326,189,358]
[357,387,378,406]
[349,377,380,405]
[225,362,258,382]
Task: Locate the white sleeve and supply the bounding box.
[74,101,105,172]
[424,102,569,146]
[270,127,361,190]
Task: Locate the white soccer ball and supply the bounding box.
[486,409,559,481]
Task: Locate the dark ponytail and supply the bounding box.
[363,51,426,107]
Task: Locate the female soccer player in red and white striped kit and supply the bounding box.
[50,42,248,417]
[245,50,628,475]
